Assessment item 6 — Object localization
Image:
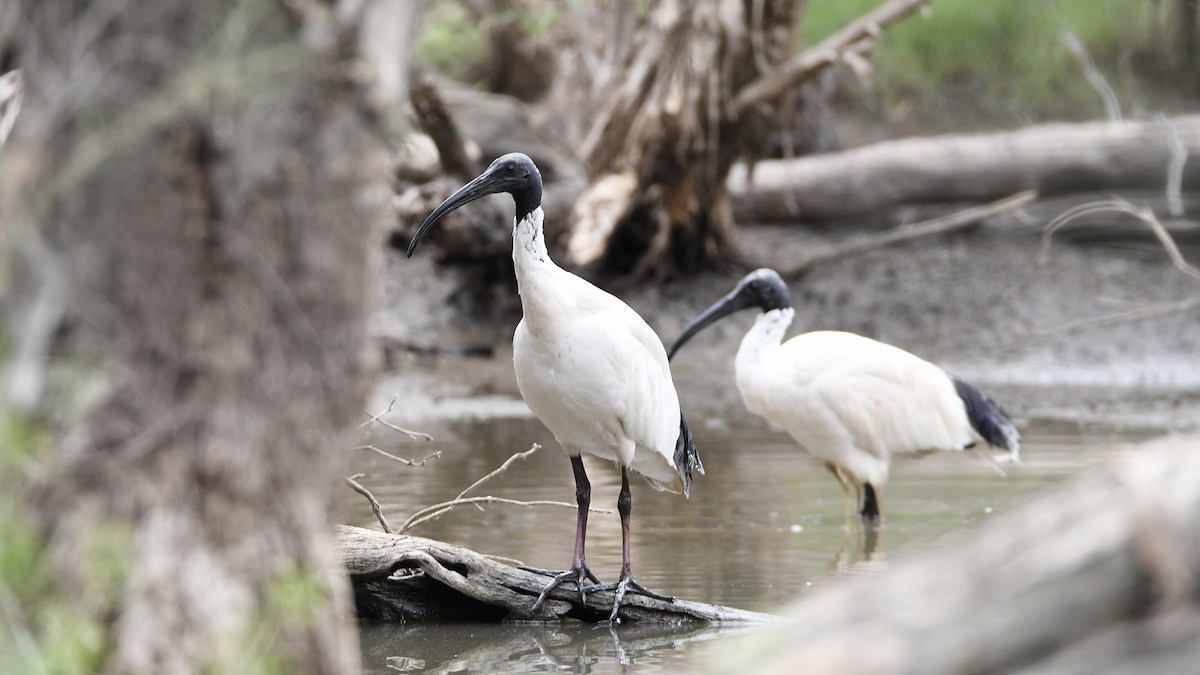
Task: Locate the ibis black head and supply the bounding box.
[668,268,792,360]
[407,152,543,258]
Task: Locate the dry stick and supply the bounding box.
[1062,30,1121,122]
[1161,114,1189,217]
[733,0,932,114]
[358,395,433,441]
[777,190,1039,280]
[400,497,598,534]
[353,444,442,466]
[398,443,612,533]
[345,474,393,533]
[1037,198,1200,334]
[455,443,543,501]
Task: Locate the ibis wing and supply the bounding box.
[778,332,973,461]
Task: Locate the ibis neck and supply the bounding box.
[512,207,550,266]
[512,208,566,321]
[734,308,794,409]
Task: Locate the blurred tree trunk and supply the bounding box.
[3,1,409,672]
[566,0,805,277]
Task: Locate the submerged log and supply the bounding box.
[731,116,1200,222]
[338,525,776,624]
[714,433,1200,675]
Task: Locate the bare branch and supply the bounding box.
[1040,198,1200,283]
[399,496,611,534]
[455,443,542,501]
[344,474,392,533]
[358,395,433,441]
[353,445,442,467]
[775,190,1039,279]
[1037,197,1200,334]
[395,443,614,533]
[1061,30,1121,122]
[733,0,932,114]
[1160,114,1189,217]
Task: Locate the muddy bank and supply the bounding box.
[374,205,1200,432]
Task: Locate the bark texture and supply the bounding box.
[568,0,803,276]
[339,526,777,624]
[4,1,403,672]
[568,0,933,276]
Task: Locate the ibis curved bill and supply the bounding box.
[410,153,702,621]
[669,268,1019,523]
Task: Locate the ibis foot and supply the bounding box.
[525,564,604,611]
[588,575,675,622]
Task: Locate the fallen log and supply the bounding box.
[712,433,1200,675]
[730,116,1200,222]
[338,525,777,624]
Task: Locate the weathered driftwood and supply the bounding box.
[338,525,777,624]
[730,116,1200,222]
[711,433,1200,675]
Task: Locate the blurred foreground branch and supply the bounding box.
[716,433,1200,675]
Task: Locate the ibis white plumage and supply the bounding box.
[668,268,1018,523]
[408,153,702,620]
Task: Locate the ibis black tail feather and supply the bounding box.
[675,413,704,497]
[952,376,1021,454]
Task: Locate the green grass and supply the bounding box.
[802,0,1174,124]
[0,411,111,675]
[419,0,1177,125]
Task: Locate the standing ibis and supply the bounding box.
[408,153,702,620]
[668,268,1018,523]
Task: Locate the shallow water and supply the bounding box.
[342,406,1149,674]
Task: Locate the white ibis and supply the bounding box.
[668,268,1018,523]
[408,153,702,620]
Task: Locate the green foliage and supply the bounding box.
[802,0,1172,124]
[0,414,109,675]
[418,0,490,82]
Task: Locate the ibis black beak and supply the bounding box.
[667,285,759,360]
[406,169,503,258]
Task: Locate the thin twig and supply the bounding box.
[455,443,543,501]
[345,474,392,533]
[778,190,1038,279]
[1160,114,1189,217]
[358,395,433,441]
[1039,198,1200,283]
[1037,197,1200,334]
[354,445,442,466]
[399,496,612,534]
[1061,30,1121,122]
[733,0,932,114]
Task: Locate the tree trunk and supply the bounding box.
[730,116,1200,222]
[566,0,805,277]
[566,0,932,277]
[3,2,407,672]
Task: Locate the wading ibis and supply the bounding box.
[408,153,702,620]
[668,268,1018,523]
